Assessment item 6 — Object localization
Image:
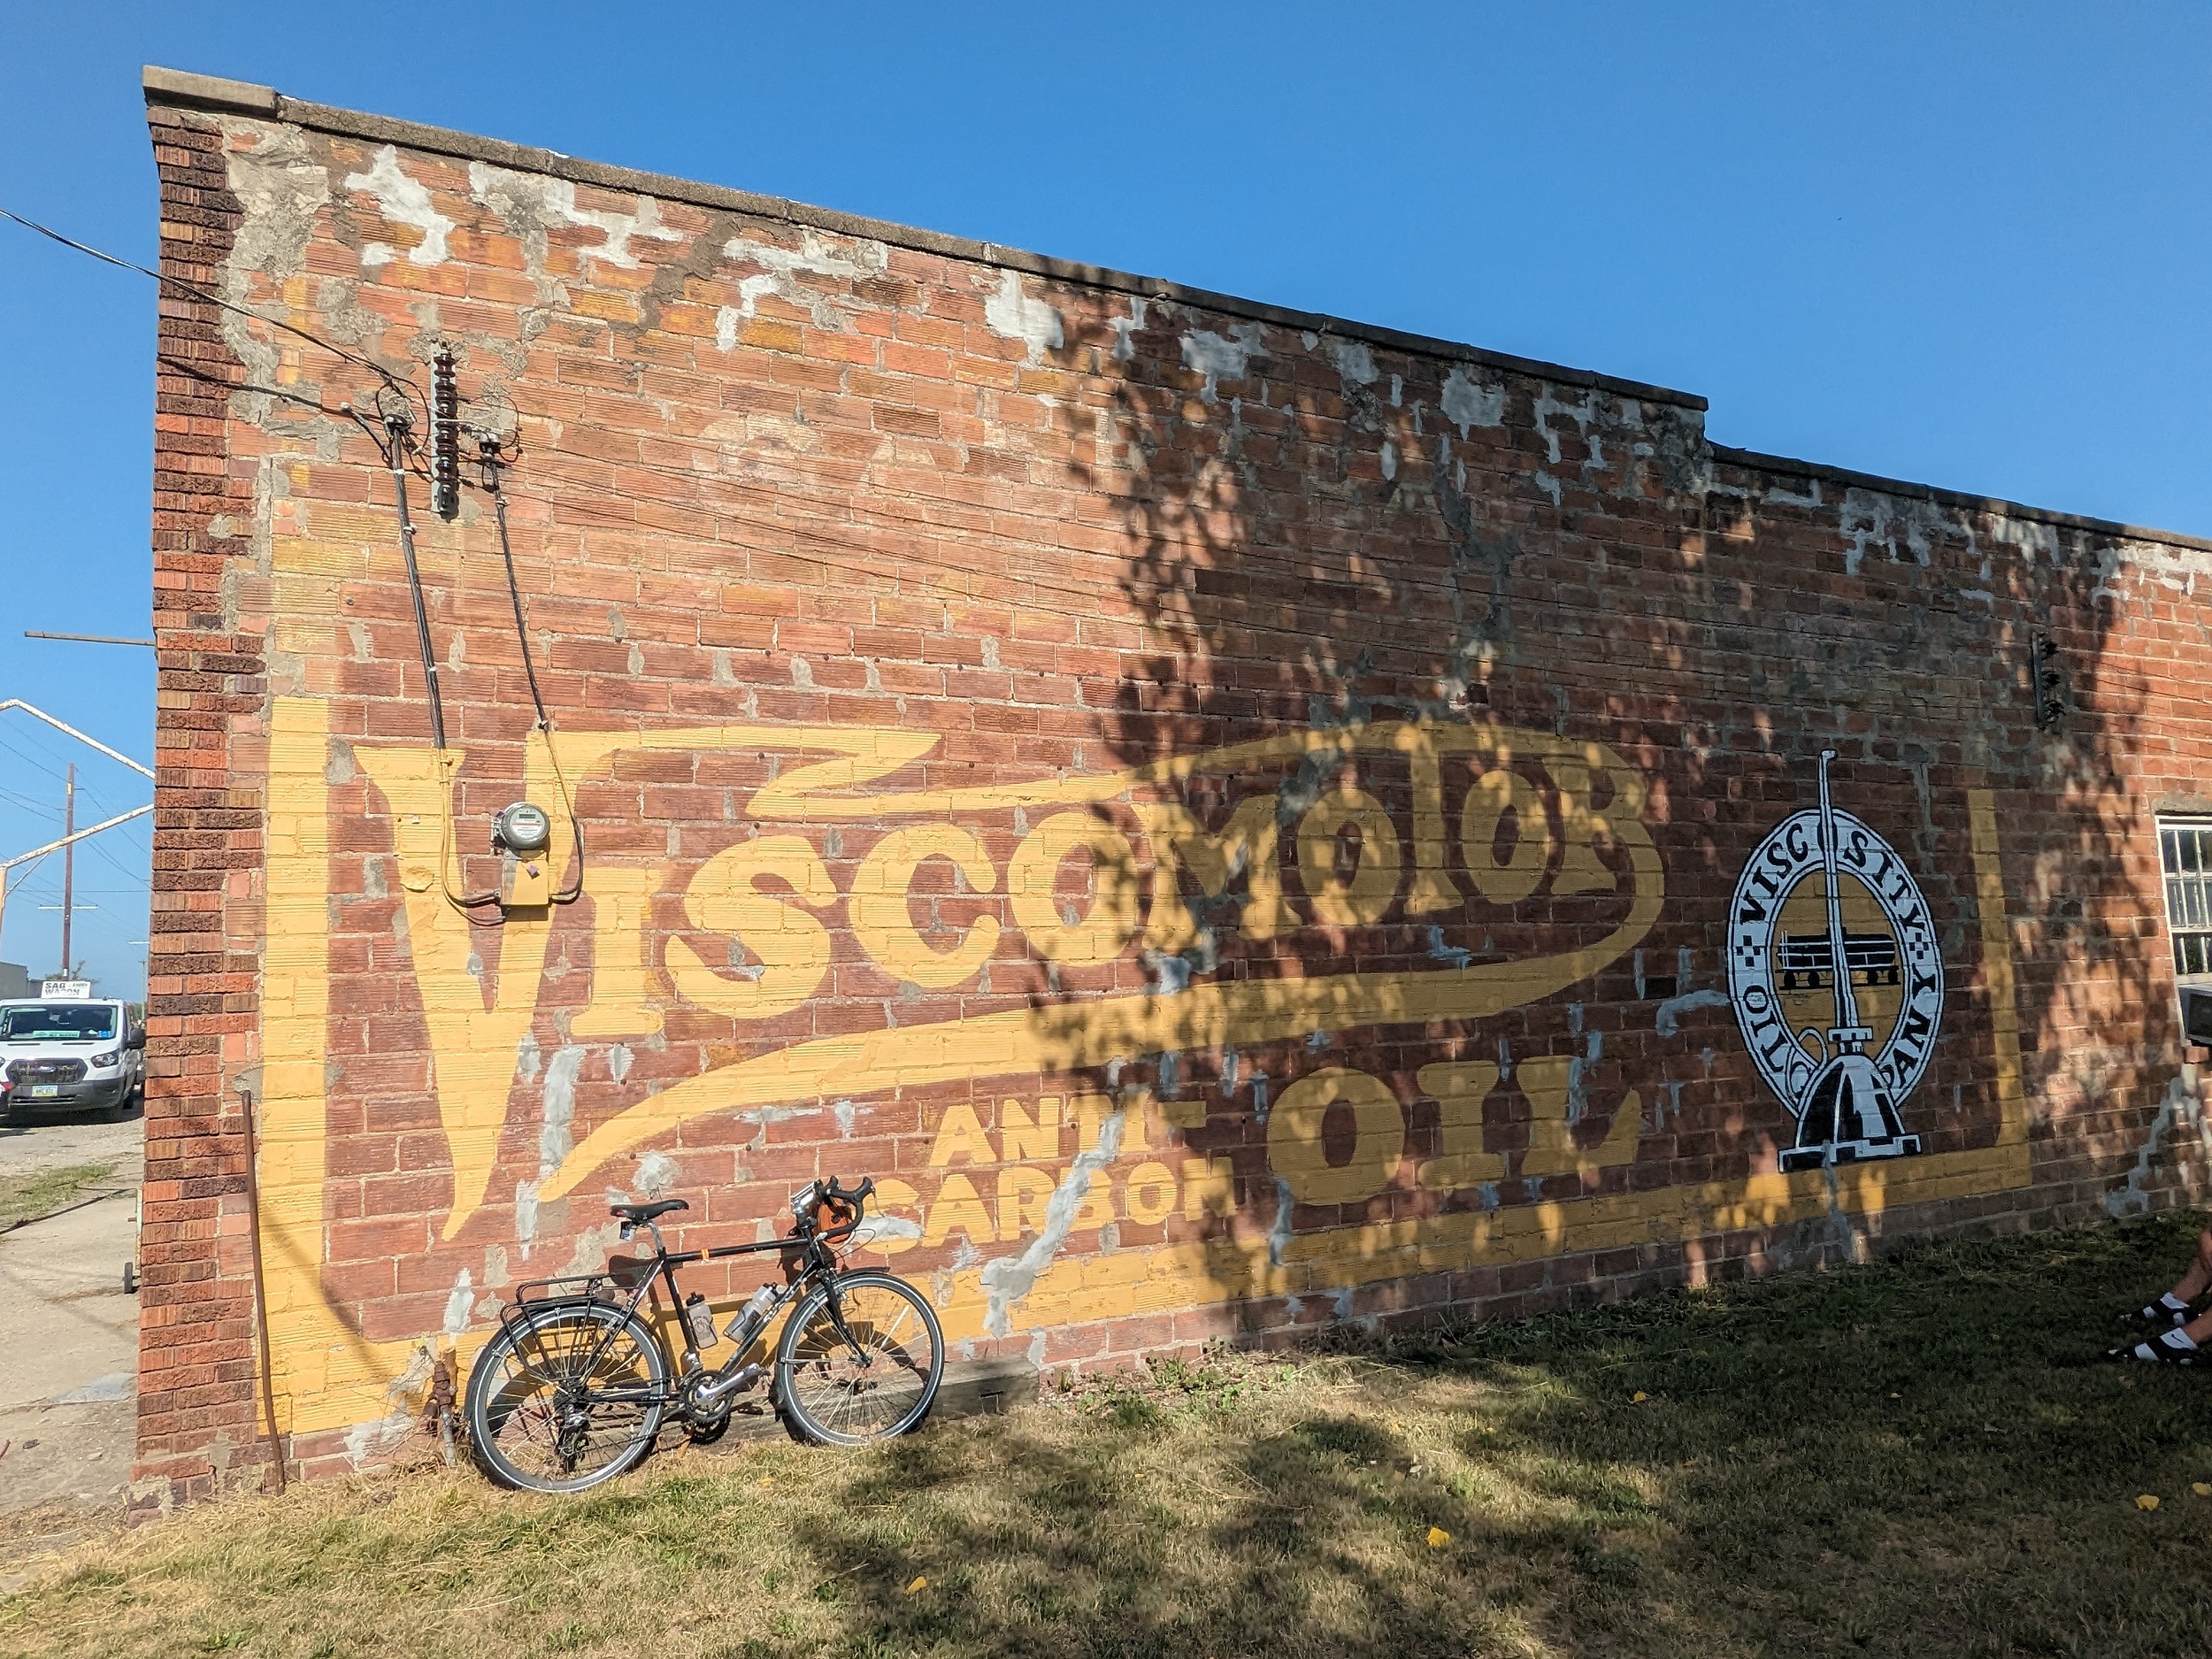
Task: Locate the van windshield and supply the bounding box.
[0,1004,117,1042]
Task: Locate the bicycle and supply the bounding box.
[464,1175,943,1492]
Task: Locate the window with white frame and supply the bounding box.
[2156,818,2212,986]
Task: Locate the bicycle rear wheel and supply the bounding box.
[465,1302,668,1492]
[774,1270,942,1446]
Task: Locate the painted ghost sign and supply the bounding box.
[239,696,2035,1446]
[1728,751,1945,1173]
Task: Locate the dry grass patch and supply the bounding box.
[5,1214,2212,1656]
[0,1162,117,1230]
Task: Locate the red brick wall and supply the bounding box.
[138,97,271,1506]
[134,73,2212,1507]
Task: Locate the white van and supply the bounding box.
[0,990,145,1123]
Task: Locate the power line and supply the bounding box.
[0,204,422,404]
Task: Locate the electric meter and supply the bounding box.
[491,801,552,855]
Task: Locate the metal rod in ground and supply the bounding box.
[240,1088,288,1493]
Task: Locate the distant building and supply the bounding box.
[0,963,33,1000]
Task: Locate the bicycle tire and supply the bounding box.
[773,1270,943,1447]
[465,1301,668,1492]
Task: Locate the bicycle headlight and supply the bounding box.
[789,1182,821,1218]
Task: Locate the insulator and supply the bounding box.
[431,347,460,520]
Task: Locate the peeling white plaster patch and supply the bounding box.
[833,1098,857,1137]
[985,269,1063,363]
[1381,442,1398,481]
[466,161,680,276]
[978,1109,1127,1335]
[634,1150,678,1198]
[715,229,889,343]
[1183,323,1265,403]
[1655,987,1731,1038]
[1990,511,2064,565]
[343,1413,415,1468]
[851,1210,924,1251]
[1111,295,1148,362]
[608,1042,634,1084]
[514,1179,540,1248]
[1326,337,1377,386]
[346,146,453,267]
[557,1221,622,1279]
[442,1269,475,1336]
[541,1044,587,1177]
[1440,366,1505,434]
[1841,488,1955,576]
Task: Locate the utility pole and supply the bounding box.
[61,763,75,978]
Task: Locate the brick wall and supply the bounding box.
[134,67,2212,1508]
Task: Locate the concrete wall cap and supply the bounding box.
[1712,444,2212,557]
[138,63,1707,415]
[142,65,277,116]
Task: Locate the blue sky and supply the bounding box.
[1,3,2207,998]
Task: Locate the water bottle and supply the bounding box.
[726,1285,778,1350]
[684,1293,717,1348]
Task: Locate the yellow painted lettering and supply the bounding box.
[1123,1161,1179,1225]
[996,1165,1057,1239]
[1073,1093,1148,1156]
[926,1102,996,1166]
[1266,1066,1406,1206]
[1001,1096,1061,1162]
[1137,795,1294,948]
[1181,1156,1234,1221]
[571,863,666,1039]
[1008,810,1144,966]
[356,746,556,1240]
[920,1171,995,1248]
[1518,1056,1640,1176]
[1459,766,1550,906]
[1074,1173,1117,1232]
[1398,726,1462,917]
[1414,1061,1505,1189]
[1546,749,1647,897]
[851,825,1002,989]
[1294,787,1403,928]
[664,835,833,1020]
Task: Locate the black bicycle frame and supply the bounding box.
[501,1209,864,1409]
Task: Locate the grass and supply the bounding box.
[5,1213,2212,1657]
[0,1162,118,1230]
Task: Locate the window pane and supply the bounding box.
[2164,830,2181,876]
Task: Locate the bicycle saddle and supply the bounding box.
[610,1198,688,1222]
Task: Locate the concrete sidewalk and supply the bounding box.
[0,1111,142,1583]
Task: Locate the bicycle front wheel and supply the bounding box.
[465,1302,668,1492]
[774,1270,942,1446]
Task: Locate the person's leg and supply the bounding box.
[2137,1228,2212,1325]
[2111,1231,2212,1360]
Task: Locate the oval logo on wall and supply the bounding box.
[1728,751,1944,1173]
